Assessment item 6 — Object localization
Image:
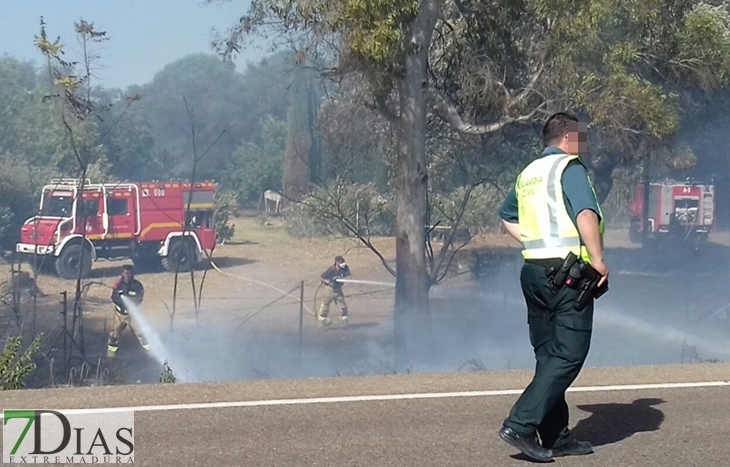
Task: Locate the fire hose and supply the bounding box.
[209,261,395,320]
[312,281,323,317]
[312,278,395,318]
[209,260,315,316]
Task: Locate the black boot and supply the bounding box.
[499,426,553,463]
[551,438,593,457]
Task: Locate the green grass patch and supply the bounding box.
[229,216,294,247]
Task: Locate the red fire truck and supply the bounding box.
[629,179,715,246]
[16,178,218,279]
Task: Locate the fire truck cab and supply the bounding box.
[629,179,715,247]
[16,178,218,280]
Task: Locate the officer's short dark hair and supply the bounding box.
[122,264,134,273]
[334,255,345,264]
[543,112,579,146]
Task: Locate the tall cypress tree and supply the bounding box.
[282,63,312,203]
[307,70,323,185]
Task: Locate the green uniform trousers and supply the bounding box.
[503,260,594,449]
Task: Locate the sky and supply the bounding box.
[0,0,268,90]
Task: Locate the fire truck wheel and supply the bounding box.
[55,244,92,280]
[162,240,196,273]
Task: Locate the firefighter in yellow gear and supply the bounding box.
[317,255,351,327]
[107,265,149,354]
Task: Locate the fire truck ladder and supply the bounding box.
[100,183,141,238]
[132,184,141,236]
[101,184,109,240]
[49,178,92,187]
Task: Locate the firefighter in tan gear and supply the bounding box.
[107,265,149,354]
[317,256,351,327]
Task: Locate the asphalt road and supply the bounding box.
[2,363,729,466]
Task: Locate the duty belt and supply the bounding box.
[525,258,564,270]
[529,252,609,311]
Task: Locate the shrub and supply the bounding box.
[429,184,506,235]
[284,181,395,238]
[214,191,238,244]
[0,334,43,390]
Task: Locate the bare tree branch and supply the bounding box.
[428,179,485,284]
[364,95,399,122]
[426,87,545,135]
[517,54,546,102]
[288,185,398,277]
[169,97,227,330]
[436,240,470,284]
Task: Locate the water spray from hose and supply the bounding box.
[595,307,730,360]
[120,295,192,382]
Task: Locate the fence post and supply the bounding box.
[61,291,67,375]
[299,280,304,371]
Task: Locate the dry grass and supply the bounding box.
[229,215,295,247]
[8,218,728,317]
[4,215,729,386]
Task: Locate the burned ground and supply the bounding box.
[2,212,729,388]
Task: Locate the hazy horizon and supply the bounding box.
[0,0,268,90]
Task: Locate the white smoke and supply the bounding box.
[120,295,195,382]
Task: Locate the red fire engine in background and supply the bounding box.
[629,179,715,247]
[16,178,218,280]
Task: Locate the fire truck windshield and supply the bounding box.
[41,192,74,218]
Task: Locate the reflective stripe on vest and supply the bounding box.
[515,153,603,262]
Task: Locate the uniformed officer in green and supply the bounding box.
[497,112,609,462]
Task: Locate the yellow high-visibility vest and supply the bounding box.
[515,153,604,263]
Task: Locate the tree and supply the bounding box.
[316,78,397,190]
[0,55,105,249]
[208,0,730,368]
[33,17,143,363]
[93,87,160,180]
[228,115,287,202]
[108,52,298,185]
[122,54,247,181]
[282,63,315,202]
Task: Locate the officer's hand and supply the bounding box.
[592,259,609,287]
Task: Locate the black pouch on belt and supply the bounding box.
[546,251,579,288]
[574,263,609,311]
